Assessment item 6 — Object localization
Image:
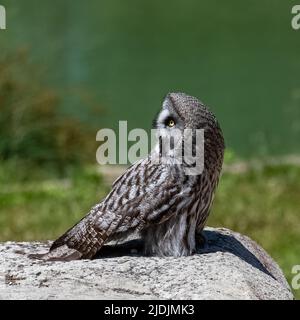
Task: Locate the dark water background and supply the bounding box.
[1,0,300,157]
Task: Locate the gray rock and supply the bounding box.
[0,227,294,300]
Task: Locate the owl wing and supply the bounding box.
[40,158,186,261]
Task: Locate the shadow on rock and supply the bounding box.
[95,229,276,281]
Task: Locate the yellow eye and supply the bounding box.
[167,119,175,127]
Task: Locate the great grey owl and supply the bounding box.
[39,92,225,261]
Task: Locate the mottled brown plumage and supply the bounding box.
[38,92,225,261]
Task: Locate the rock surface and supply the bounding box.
[0,227,294,300]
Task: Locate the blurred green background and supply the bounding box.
[0,0,299,298]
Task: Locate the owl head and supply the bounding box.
[153,92,225,172]
[153,92,219,130]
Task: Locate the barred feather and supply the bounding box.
[37,92,224,261]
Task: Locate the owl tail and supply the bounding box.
[29,218,97,261]
[30,211,126,261]
[29,227,96,262]
[29,244,83,262]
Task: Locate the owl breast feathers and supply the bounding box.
[38,92,225,261]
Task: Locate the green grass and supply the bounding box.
[0,161,299,299]
[0,163,109,241]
